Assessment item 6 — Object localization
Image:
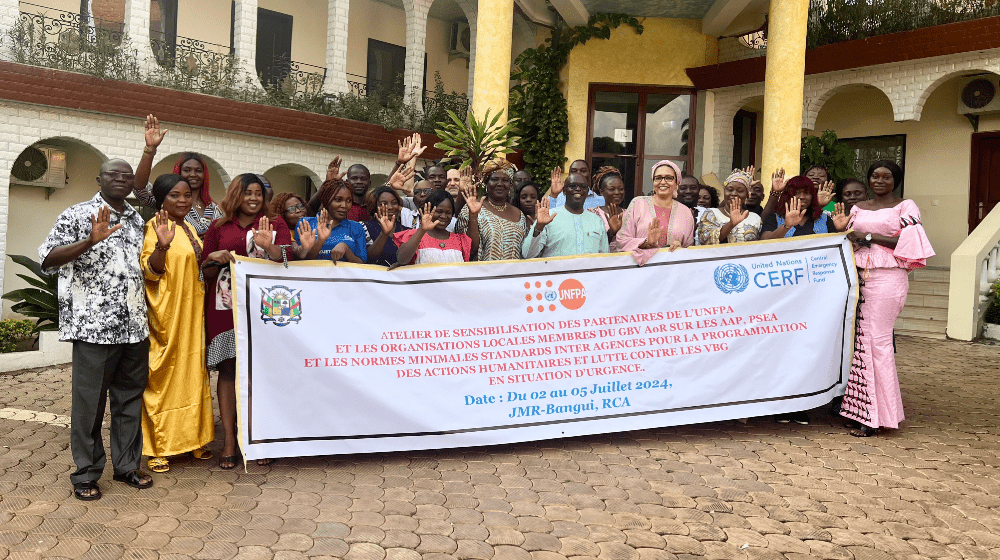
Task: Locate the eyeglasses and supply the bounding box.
[414,188,434,196]
[283,204,306,214]
[101,171,136,181]
[652,175,675,184]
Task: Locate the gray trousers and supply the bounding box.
[70,339,149,484]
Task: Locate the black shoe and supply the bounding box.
[775,414,793,424]
[113,470,153,489]
[829,396,843,416]
[850,426,880,437]
[73,480,102,501]
[791,411,810,425]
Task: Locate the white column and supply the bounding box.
[0,0,19,44]
[233,0,263,89]
[124,0,156,74]
[323,0,350,94]
[403,0,431,109]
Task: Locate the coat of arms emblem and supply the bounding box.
[260,285,302,326]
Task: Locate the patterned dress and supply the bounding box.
[455,206,527,261]
[697,207,762,245]
[840,200,934,429]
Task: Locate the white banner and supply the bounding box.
[233,234,857,459]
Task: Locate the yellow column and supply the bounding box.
[760,0,809,180]
[471,0,514,122]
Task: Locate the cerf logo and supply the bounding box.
[523,279,586,313]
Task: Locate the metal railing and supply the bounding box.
[10,3,134,77]
[807,0,1000,48]
[269,55,327,98]
[345,73,468,114]
[148,31,235,92]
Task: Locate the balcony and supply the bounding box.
[807,0,1000,48]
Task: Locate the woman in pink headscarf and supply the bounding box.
[617,160,695,265]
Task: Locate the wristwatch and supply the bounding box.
[864,233,872,242]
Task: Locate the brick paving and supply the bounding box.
[1,336,999,560]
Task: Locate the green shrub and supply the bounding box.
[0,319,34,353]
[985,281,1000,325]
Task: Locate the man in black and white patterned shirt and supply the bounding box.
[39,159,153,501]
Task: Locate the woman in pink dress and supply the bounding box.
[840,161,934,437]
[617,160,695,265]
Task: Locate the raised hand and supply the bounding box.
[144,114,168,148]
[388,164,415,193]
[549,167,563,197]
[606,203,622,235]
[462,184,483,214]
[459,166,474,192]
[743,165,756,180]
[153,209,175,246]
[784,197,806,228]
[418,202,438,231]
[646,217,663,248]
[535,197,554,228]
[831,202,849,231]
[817,180,835,206]
[253,216,274,250]
[315,208,333,243]
[397,133,427,165]
[728,197,749,227]
[326,156,343,182]
[376,205,396,235]
[771,168,786,193]
[297,219,316,254]
[89,206,122,246]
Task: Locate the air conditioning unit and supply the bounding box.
[958,77,1000,115]
[10,145,67,189]
[450,22,471,57]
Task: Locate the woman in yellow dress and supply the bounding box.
[140,173,214,472]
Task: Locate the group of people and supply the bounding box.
[38,116,932,501]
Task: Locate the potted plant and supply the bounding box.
[2,255,59,334]
[434,108,520,186]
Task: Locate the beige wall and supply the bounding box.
[18,0,80,18]
[176,0,231,48]
[563,18,718,165]
[4,140,106,317]
[258,0,327,68]
[812,79,1000,267]
[261,164,318,199]
[346,0,470,95]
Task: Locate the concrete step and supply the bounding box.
[895,316,947,335]
[906,281,951,296]
[899,305,948,321]
[905,293,949,308]
[895,329,948,340]
[910,267,950,283]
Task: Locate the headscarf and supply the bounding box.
[173,152,213,206]
[592,166,623,195]
[482,159,516,180]
[651,160,682,183]
[724,168,753,189]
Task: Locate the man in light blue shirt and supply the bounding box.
[524,174,609,258]
[548,159,605,210]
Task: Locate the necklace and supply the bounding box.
[486,198,508,213]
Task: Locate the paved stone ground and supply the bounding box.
[1,336,999,560]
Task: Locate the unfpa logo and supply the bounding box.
[523,279,586,313]
[714,264,750,294]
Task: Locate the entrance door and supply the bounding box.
[586,84,696,204]
[970,132,1000,232]
[255,7,293,87]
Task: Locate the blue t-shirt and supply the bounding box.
[295,217,368,262]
